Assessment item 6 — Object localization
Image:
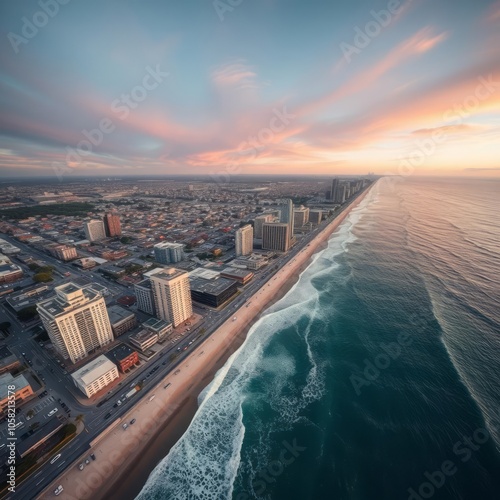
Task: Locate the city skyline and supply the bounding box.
[0,0,499,179]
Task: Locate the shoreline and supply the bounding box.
[42,186,372,500]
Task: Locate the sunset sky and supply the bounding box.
[0,0,499,178]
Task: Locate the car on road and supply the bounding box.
[90,453,96,460]
[78,463,84,471]
[130,419,136,425]
[54,485,64,496]
[104,412,112,420]
[85,458,90,465]
[50,454,62,465]
[47,408,58,417]
[122,423,128,430]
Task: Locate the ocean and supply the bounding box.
[136,177,500,500]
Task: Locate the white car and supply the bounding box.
[54,485,64,496]
[47,408,58,417]
[50,454,61,465]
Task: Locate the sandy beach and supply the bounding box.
[40,187,371,500]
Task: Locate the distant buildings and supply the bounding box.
[103,212,122,237]
[154,242,185,264]
[279,199,294,236]
[84,220,106,242]
[253,214,274,239]
[262,222,290,253]
[71,355,119,398]
[37,283,114,364]
[150,268,193,327]
[46,244,78,261]
[235,224,253,256]
[134,279,156,316]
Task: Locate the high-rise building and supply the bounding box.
[293,207,310,229]
[150,268,193,327]
[103,212,122,237]
[37,283,113,363]
[235,224,253,256]
[134,279,156,316]
[309,210,322,225]
[330,178,340,202]
[154,242,185,264]
[279,199,294,236]
[262,223,290,253]
[254,214,274,239]
[84,220,106,242]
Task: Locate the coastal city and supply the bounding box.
[0,176,372,499]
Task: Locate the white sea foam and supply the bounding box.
[136,188,377,499]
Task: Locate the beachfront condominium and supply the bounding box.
[262,222,291,253]
[279,199,294,237]
[103,212,122,237]
[293,206,310,229]
[154,242,185,264]
[235,224,254,256]
[37,283,114,364]
[150,268,193,327]
[84,219,106,242]
[254,214,274,239]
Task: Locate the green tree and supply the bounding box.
[18,305,39,321]
[33,272,53,283]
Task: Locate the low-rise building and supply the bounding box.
[220,267,254,285]
[142,317,173,341]
[129,329,158,352]
[189,276,238,308]
[71,355,119,398]
[17,417,64,458]
[105,344,139,373]
[107,305,137,337]
[0,346,21,375]
[0,256,23,283]
[0,372,34,415]
[232,254,268,270]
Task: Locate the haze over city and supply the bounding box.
[1,0,499,179]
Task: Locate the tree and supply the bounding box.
[18,305,39,321]
[33,272,53,283]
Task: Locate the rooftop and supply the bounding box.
[190,276,238,295]
[107,305,135,325]
[71,355,117,386]
[150,268,187,282]
[143,317,171,332]
[0,372,30,399]
[221,267,254,278]
[105,343,137,363]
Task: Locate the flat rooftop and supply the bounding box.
[190,276,238,295]
[143,317,171,331]
[106,343,137,363]
[150,268,187,281]
[107,305,135,324]
[71,355,117,386]
[0,372,30,399]
[221,267,254,278]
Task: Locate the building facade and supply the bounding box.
[253,214,274,239]
[103,212,122,237]
[150,268,193,327]
[37,283,114,363]
[107,305,137,337]
[71,355,119,398]
[129,329,158,352]
[154,242,185,264]
[235,224,253,256]
[262,222,290,253]
[134,279,156,316]
[293,207,310,229]
[279,199,294,236]
[105,344,139,373]
[84,220,106,242]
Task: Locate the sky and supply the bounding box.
[0,0,499,179]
